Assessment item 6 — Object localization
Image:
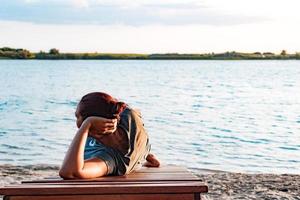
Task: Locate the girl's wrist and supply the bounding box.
[79,118,92,133]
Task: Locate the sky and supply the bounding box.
[0,0,299,53]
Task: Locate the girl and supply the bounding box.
[59,92,160,179]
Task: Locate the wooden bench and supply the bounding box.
[0,165,208,200]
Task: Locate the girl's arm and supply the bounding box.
[59,117,116,179]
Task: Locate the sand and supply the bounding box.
[1,165,300,200]
[197,171,300,200]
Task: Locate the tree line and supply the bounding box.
[0,47,300,60]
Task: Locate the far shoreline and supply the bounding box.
[1,47,299,60]
[1,58,300,61]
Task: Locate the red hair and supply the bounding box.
[78,92,126,121]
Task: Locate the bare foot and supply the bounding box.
[143,153,160,167]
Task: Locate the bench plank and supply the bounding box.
[136,165,188,173]
[22,173,198,183]
[0,165,208,200]
[1,182,208,195]
[5,193,195,200]
[16,181,201,185]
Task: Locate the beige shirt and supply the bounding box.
[93,107,150,174]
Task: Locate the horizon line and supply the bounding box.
[1,47,299,55]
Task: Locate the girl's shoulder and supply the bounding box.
[118,107,143,131]
[121,106,142,119]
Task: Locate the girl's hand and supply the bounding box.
[86,116,117,135]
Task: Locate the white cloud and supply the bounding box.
[71,0,89,8]
[23,0,40,3]
[71,0,203,10]
[1,0,299,53]
[0,20,299,53]
[0,0,270,26]
[92,0,199,7]
[204,0,300,21]
[72,0,89,8]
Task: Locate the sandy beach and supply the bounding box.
[197,171,300,200]
[1,165,299,200]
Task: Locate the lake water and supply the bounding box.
[0,60,299,174]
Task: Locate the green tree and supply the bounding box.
[280,50,287,56]
[18,49,33,59]
[49,48,59,55]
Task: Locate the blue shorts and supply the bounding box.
[84,137,127,175]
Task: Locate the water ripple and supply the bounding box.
[279,146,299,151]
[210,127,232,133]
[46,100,77,106]
[0,131,7,136]
[1,144,30,151]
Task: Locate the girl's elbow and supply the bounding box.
[59,168,75,179]
[73,170,89,179]
[59,168,87,179]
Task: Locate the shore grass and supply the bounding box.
[1,47,300,60]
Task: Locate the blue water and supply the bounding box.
[0,60,299,174]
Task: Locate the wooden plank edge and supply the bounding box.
[0,184,208,195]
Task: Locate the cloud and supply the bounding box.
[1,19,300,54]
[0,0,268,26]
[1,1,299,53]
[72,0,89,8]
[23,0,40,3]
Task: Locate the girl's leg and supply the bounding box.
[143,153,160,167]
